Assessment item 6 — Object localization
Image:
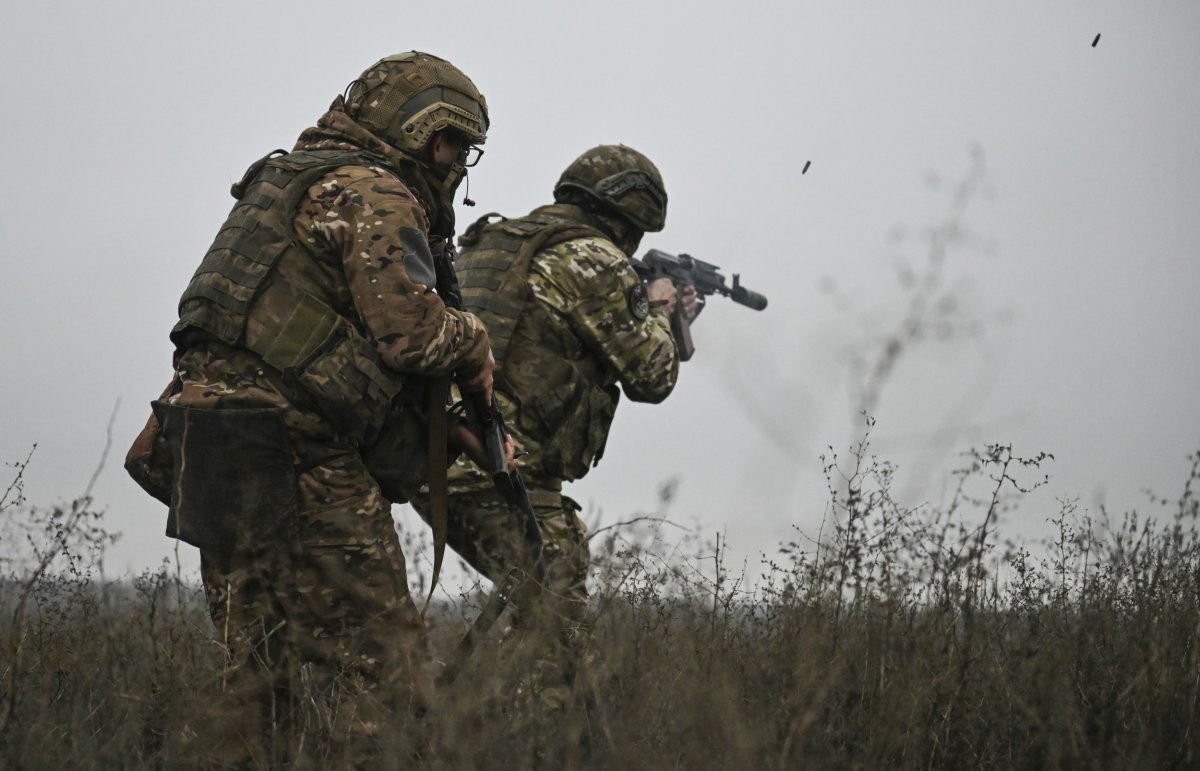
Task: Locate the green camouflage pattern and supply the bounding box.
[554,144,667,232]
[409,486,590,719]
[410,202,678,723]
[453,204,678,484]
[410,487,589,625]
[455,208,605,371]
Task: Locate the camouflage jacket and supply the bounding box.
[167,108,490,447]
[449,204,679,488]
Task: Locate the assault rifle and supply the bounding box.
[630,249,768,360]
[432,244,548,684]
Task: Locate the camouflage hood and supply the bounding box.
[294,97,413,165]
[294,98,453,235]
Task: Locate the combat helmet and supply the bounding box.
[344,51,488,155]
[554,144,667,232]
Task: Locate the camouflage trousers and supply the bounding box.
[410,486,590,629]
[411,485,592,715]
[198,448,432,766]
[152,345,433,763]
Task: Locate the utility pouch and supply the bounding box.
[361,386,466,504]
[361,397,429,505]
[294,329,402,447]
[254,293,404,447]
[125,380,180,506]
[151,401,297,552]
[535,382,620,481]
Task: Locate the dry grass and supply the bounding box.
[2,429,1199,769]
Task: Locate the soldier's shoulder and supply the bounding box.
[535,234,629,273]
[302,163,424,219]
[318,162,412,193]
[530,234,637,309]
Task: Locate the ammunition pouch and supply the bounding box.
[524,380,620,481]
[151,401,297,553]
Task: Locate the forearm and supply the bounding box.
[607,307,679,403]
[569,294,679,403]
[358,285,491,377]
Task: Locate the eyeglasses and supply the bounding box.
[462,144,484,168]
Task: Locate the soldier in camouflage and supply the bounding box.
[411,144,695,706]
[125,52,495,763]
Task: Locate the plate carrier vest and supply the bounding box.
[456,206,623,480]
[170,149,412,446]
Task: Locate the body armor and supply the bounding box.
[456,205,621,480]
[171,149,409,446]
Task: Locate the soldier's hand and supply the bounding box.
[646,277,678,316]
[458,350,495,405]
[504,433,518,473]
[679,284,700,321]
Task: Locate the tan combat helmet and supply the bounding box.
[554,144,667,232]
[344,51,488,155]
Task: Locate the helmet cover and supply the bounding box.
[554,144,667,232]
[345,51,488,154]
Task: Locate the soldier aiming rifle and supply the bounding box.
[411,144,768,721]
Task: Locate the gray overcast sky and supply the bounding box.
[2,1,1198,582]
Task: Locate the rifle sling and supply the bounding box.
[423,377,452,615]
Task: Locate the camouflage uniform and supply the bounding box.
[126,53,491,763]
[412,197,678,638]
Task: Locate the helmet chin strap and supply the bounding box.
[422,159,464,200]
[415,159,467,236]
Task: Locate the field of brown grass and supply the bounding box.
[2,436,1198,769]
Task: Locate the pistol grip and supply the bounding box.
[671,303,695,361]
